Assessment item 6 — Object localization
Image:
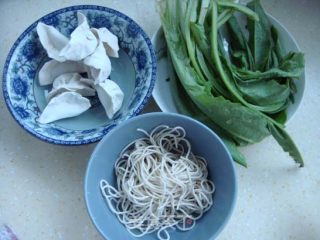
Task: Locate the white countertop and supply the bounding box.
[0,0,319,239]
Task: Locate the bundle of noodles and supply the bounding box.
[100,125,215,240]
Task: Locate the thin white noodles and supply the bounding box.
[100,125,215,240]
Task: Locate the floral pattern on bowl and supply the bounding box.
[3,5,156,145]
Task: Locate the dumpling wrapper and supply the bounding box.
[46,73,96,101]
[36,22,69,62]
[95,79,124,119]
[59,12,98,61]
[79,77,95,88]
[92,27,119,58]
[38,92,91,124]
[83,32,112,84]
[38,60,86,86]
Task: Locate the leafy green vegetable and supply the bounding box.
[268,123,304,167]
[190,23,211,64]
[271,25,285,61]
[190,18,231,98]
[270,110,287,125]
[222,138,247,167]
[247,0,272,71]
[234,52,304,81]
[237,79,290,108]
[227,16,254,70]
[171,64,248,167]
[217,9,234,28]
[226,18,246,49]
[158,0,304,167]
[271,50,279,68]
[211,2,278,114]
[217,0,259,21]
[161,1,270,143]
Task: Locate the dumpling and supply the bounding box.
[79,77,95,88]
[36,22,69,62]
[36,11,123,123]
[83,29,112,84]
[38,60,86,86]
[92,27,120,58]
[38,92,91,124]
[95,79,124,119]
[59,12,98,61]
[46,73,96,101]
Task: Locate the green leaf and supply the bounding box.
[232,50,250,69]
[222,138,247,167]
[210,1,244,103]
[234,52,304,81]
[227,16,255,70]
[264,47,273,70]
[217,0,259,21]
[288,78,297,103]
[178,0,205,81]
[271,25,285,61]
[196,46,230,97]
[247,0,272,71]
[198,0,210,25]
[227,16,247,51]
[217,9,234,28]
[190,22,211,63]
[280,52,305,75]
[190,22,231,98]
[269,110,287,125]
[237,79,290,107]
[268,123,304,167]
[271,50,279,68]
[170,65,248,167]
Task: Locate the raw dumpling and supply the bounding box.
[38,92,91,124]
[95,79,124,119]
[83,30,112,84]
[46,73,96,101]
[79,77,95,88]
[92,27,119,58]
[37,22,68,62]
[38,60,86,86]
[59,12,98,61]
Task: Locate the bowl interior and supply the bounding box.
[3,5,156,144]
[34,49,136,130]
[152,14,305,123]
[85,113,237,240]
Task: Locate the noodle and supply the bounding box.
[100,125,215,240]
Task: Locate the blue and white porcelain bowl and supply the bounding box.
[2,5,156,145]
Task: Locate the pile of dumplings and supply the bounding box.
[37,12,124,124]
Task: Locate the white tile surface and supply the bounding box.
[0,0,319,240]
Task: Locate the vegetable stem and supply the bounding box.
[198,0,211,25]
[216,0,259,21]
[179,0,206,83]
[211,1,245,104]
[217,9,234,28]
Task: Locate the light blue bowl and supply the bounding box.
[85,112,237,240]
[2,5,156,145]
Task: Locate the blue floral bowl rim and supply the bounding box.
[2,4,157,146]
